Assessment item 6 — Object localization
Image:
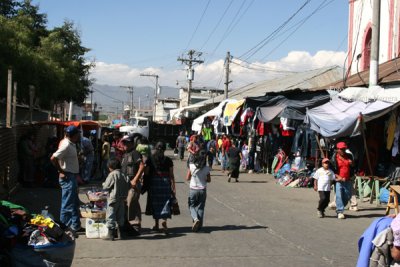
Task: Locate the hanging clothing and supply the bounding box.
[392,117,400,157]
[240,108,254,126]
[386,111,398,150]
[280,117,296,131]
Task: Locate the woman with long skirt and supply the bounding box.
[227,141,242,183]
[147,141,176,233]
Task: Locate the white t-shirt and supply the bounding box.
[313,167,335,191]
[189,163,210,190]
[52,138,80,174]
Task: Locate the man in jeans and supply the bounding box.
[50,125,83,235]
[332,142,354,219]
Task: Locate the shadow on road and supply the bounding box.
[237,181,268,183]
[345,213,386,219]
[201,224,267,233]
[164,225,268,234]
[135,228,187,239]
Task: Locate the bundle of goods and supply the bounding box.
[81,188,109,239]
[86,189,108,202]
[0,200,75,266]
[80,189,107,219]
[274,161,315,188]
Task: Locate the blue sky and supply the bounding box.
[33,0,348,89]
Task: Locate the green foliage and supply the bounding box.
[0,0,93,110]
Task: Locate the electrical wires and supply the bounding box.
[238,0,311,61]
[185,0,211,50]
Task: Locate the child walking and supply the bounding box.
[102,159,130,240]
[313,158,335,218]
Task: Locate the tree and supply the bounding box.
[0,0,93,110]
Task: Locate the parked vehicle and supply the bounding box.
[119,116,190,147]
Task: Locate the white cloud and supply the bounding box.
[90,50,346,89]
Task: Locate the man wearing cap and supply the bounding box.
[331,141,355,219]
[50,125,83,234]
[120,134,144,235]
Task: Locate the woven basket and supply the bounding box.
[80,210,106,219]
[86,194,107,202]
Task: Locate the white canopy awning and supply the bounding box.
[169,104,203,120]
[305,86,400,139]
[191,99,237,132]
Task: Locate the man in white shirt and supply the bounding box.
[50,125,83,234]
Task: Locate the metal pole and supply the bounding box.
[369,0,380,87]
[187,50,193,106]
[12,82,17,126]
[29,85,35,123]
[68,101,73,121]
[224,51,231,99]
[90,90,93,113]
[6,69,12,128]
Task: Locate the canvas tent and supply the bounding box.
[305,86,400,139]
[191,99,237,132]
[255,90,330,123]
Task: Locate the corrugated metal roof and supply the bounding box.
[325,57,400,89]
[200,65,342,105]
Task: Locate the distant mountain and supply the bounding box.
[91,83,179,112]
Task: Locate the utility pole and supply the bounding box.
[6,68,12,128]
[224,51,232,99]
[12,82,17,126]
[120,86,134,116]
[178,50,204,107]
[140,74,159,121]
[369,0,380,87]
[89,89,94,112]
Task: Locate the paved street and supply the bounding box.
[11,151,387,267]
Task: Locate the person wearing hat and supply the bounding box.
[313,158,336,218]
[120,134,144,236]
[331,141,355,219]
[50,125,84,234]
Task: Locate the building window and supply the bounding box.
[361,28,371,71]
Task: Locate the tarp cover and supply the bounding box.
[305,95,400,139]
[256,90,330,122]
[192,99,236,132]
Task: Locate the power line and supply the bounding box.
[212,0,255,54]
[231,59,298,73]
[238,0,311,61]
[199,0,234,51]
[343,0,364,86]
[260,0,333,61]
[185,0,211,50]
[210,0,252,59]
[91,88,125,103]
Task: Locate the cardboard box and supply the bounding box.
[85,218,109,239]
